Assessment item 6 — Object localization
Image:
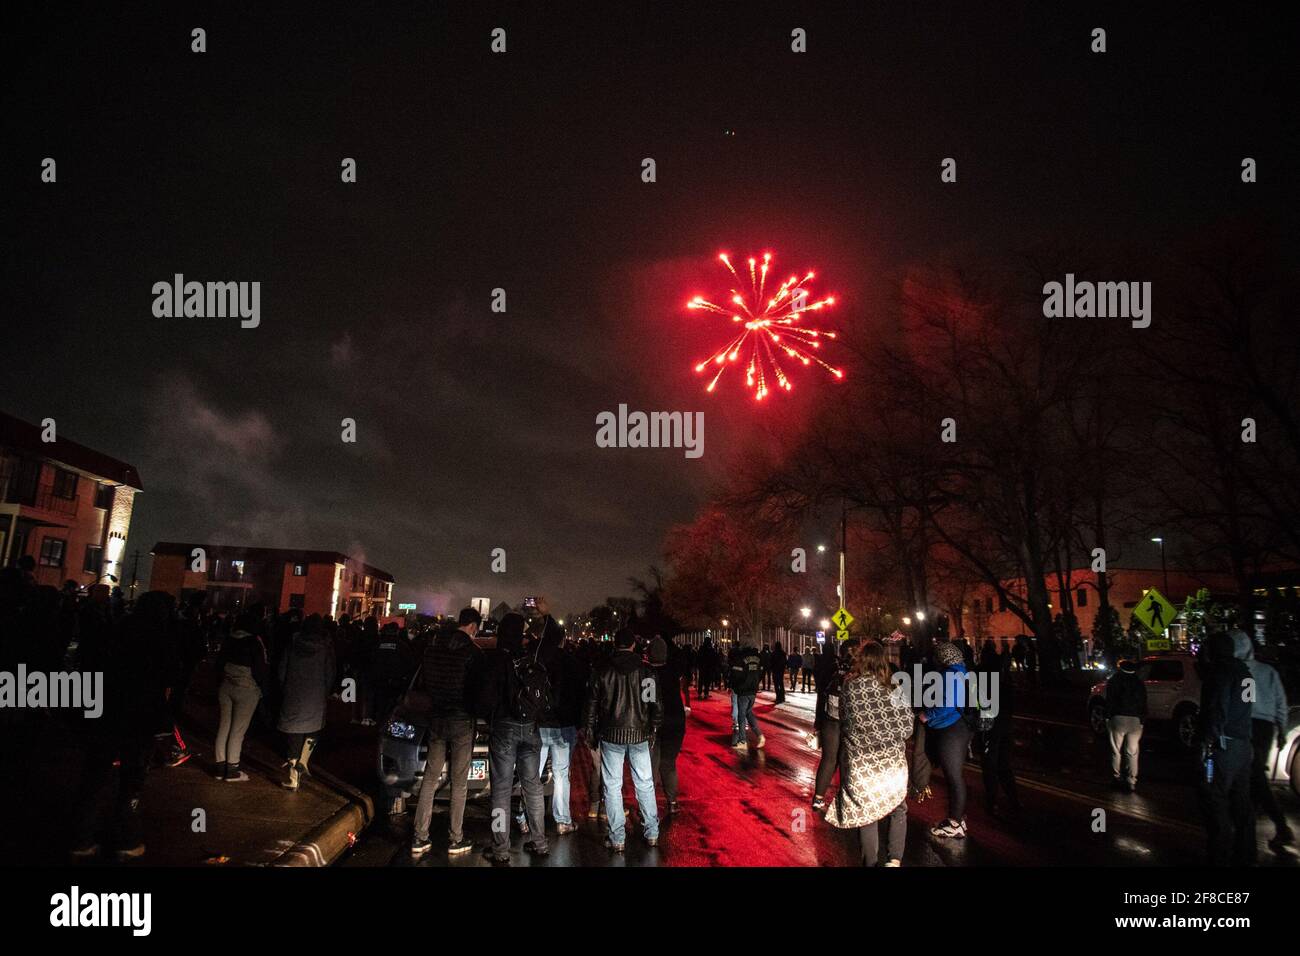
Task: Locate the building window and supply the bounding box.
[94,483,115,509]
[293,564,306,577]
[39,537,66,567]
[84,545,103,575]
[288,593,306,610]
[52,468,79,499]
[231,560,245,577]
[1077,588,1088,607]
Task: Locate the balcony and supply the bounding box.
[33,489,80,517]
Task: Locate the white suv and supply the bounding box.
[1088,653,1202,750]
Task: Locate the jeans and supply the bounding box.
[214,679,261,765]
[730,692,739,732]
[650,730,684,803]
[412,716,475,844]
[538,726,576,825]
[489,719,547,858]
[1107,715,1143,784]
[601,740,658,845]
[925,721,972,822]
[859,800,907,865]
[733,695,760,744]
[814,719,841,797]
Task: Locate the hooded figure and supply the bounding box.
[277,615,337,789]
[1232,628,1294,850]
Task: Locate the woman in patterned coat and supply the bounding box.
[824,640,913,866]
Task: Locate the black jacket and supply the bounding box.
[654,659,688,736]
[728,646,762,695]
[419,627,483,720]
[1104,666,1147,720]
[583,648,662,745]
[540,643,588,728]
[1199,658,1253,746]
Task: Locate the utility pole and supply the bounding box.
[839,501,847,614]
[129,548,141,599]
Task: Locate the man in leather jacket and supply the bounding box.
[582,627,662,852]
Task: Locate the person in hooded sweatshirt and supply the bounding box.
[1197,630,1255,866]
[1104,658,1147,792]
[213,611,269,782]
[277,614,336,790]
[923,641,974,840]
[1232,628,1293,851]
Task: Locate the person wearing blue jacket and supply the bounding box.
[922,641,974,839]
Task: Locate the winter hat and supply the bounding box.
[934,641,964,667]
[648,637,669,665]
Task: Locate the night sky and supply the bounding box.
[3,3,1292,615]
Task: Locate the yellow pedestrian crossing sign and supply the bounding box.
[835,629,851,641]
[831,608,854,631]
[1132,588,1177,636]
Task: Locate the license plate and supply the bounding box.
[468,759,487,781]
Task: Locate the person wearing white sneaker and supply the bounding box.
[823,640,913,866]
[727,640,764,747]
[921,642,975,840]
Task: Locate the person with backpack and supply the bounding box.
[1104,657,1147,793]
[582,628,662,852]
[484,612,550,864]
[922,641,974,840]
[410,607,485,859]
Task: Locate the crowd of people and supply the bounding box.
[0,556,1292,867]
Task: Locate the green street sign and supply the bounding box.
[831,608,855,631]
[1132,587,1176,636]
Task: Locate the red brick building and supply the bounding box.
[149,542,394,618]
[0,412,142,589]
[957,566,1239,650]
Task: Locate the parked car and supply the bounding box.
[1268,706,1300,798]
[1087,653,1202,750]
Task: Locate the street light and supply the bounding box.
[820,618,831,630]
[1151,537,1169,595]
[916,610,926,621]
[902,616,912,627]
[721,618,729,627]
[800,606,812,619]
[816,544,826,553]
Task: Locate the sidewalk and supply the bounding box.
[0,661,372,867]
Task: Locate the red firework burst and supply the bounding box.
[688,251,843,400]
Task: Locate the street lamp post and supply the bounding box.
[1152,537,1168,595]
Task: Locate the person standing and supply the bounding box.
[484,613,550,864]
[410,607,485,858]
[648,637,689,815]
[759,644,771,690]
[583,628,662,853]
[277,614,337,791]
[1232,629,1293,851]
[728,639,764,749]
[812,638,853,811]
[923,641,974,839]
[825,640,913,866]
[787,649,803,691]
[532,606,585,836]
[978,644,1021,814]
[770,642,788,704]
[802,649,816,693]
[212,612,268,782]
[1104,658,1147,792]
[1197,630,1255,866]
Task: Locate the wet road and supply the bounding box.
[331,681,1300,868]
